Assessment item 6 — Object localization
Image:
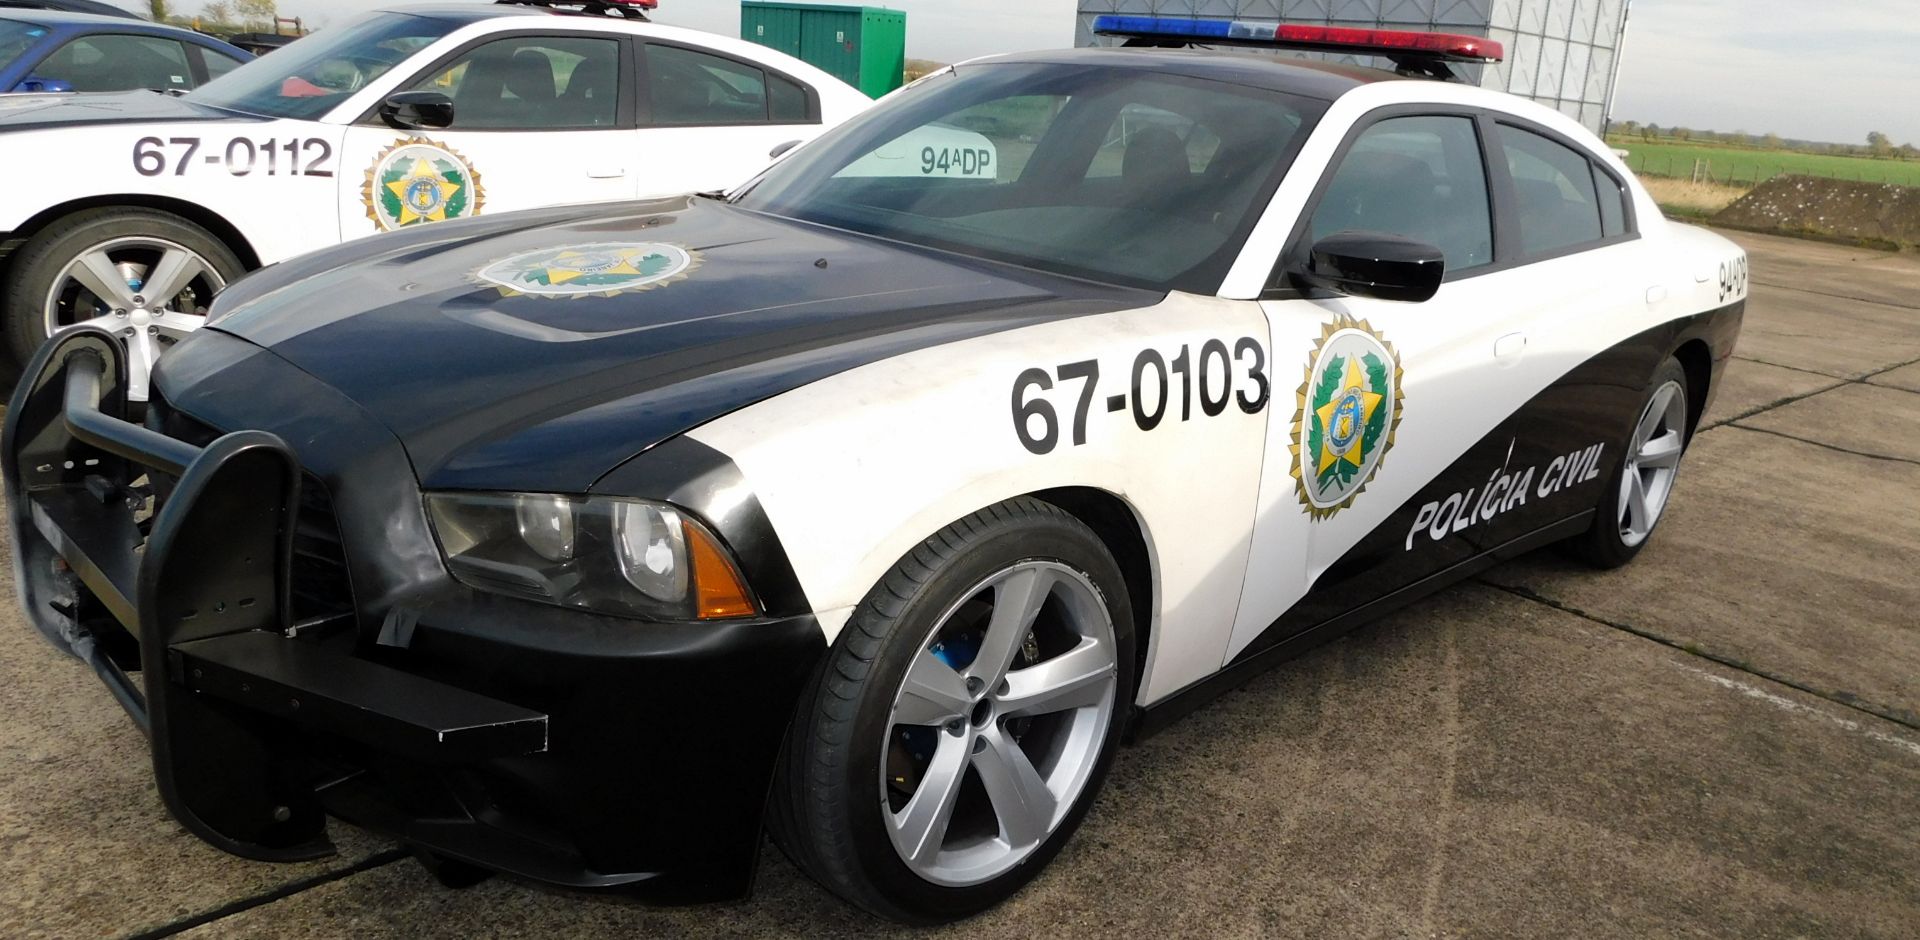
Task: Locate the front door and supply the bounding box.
[1229,111,1523,663]
[336,31,637,241]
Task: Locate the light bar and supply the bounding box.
[1091,16,1504,63]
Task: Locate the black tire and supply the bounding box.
[1564,356,1692,568]
[771,497,1136,924]
[3,208,244,365]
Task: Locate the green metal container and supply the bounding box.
[741,2,906,99]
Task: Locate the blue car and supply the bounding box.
[0,8,249,95]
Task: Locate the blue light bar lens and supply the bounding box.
[1090,16,1233,40]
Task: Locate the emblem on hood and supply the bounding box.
[474,242,700,299]
[364,137,484,232]
[1291,314,1403,520]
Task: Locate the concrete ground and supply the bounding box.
[1,229,1915,939]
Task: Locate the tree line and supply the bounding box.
[147,0,299,35]
[1612,121,1920,161]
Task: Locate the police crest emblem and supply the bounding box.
[475,242,699,299]
[1291,315,1403,519]
[363,138,484,232]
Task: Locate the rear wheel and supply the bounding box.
[1567,356,1691,568]
[4,208,242,399]
[773,497,1135,924]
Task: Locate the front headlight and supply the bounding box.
[425,492,757,620]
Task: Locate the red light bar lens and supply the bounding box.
[1269,24,1502,61]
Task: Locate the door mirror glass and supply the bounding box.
[1294,231,1445,303]
[380,90,455,130]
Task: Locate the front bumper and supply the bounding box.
[2,328,824,901]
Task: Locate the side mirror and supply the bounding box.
[1292,231,1445,303]
[379,91,455,130]
[13,76,74,93]
[768,139,802,160]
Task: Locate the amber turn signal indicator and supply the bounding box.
[686,522,757,619]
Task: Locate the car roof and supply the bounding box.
[0,0,139,20]
[373,2,559,24]
[0,7,140,25]
[974,46,1411,101]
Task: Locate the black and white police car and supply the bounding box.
[4,17,1746,924]
[0,0,868,398]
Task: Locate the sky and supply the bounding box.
[1609,0,1920,146]
[110,0,1920,147]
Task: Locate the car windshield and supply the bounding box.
[185,12,456,120]
[0,18,48,70]
[733,62,1325,292]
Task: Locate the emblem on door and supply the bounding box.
[1291,314,1404,520]
[363,137,486,232]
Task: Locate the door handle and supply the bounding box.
[587,166,627,179]
[1493,331,1527,366]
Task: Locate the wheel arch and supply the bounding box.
[1673,337,1713,437]
[2,195,261,271]
[1024,486,1158,703]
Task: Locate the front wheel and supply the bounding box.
[773,497,1136,924]
[1566,356,1692,568]
[4,208,242,400]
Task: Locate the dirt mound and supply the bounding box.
[1713,175,1920,249]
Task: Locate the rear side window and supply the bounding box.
[1592,163,1628,237]
[38,34,193,93]
[768,73,810,122]
[1310,114,1494,272]
[648,44,775,125]
[1499,125,1605,256]
[201,47,245,82]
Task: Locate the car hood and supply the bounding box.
[181,197,1150,492]
[0,90,250,128]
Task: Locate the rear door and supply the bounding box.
[1473,119,1652,547]
[335,29,637,239]
[633,40,825,198]
[1230,108,1529,662]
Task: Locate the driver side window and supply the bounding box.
[1310,115,1493,272]
[409,35,621,130]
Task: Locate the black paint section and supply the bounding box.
[199,195,1154,492]
[13,326,833,897]
[1134,511,1593,740]
[1231,301,1744,665]
[595,434,812,618]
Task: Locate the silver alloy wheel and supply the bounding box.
[1618,379,1688,547]
[44,236,224,402]
[880,560,1119,888]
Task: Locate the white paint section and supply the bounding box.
[0,14,870,267]
[1668,661,1920,760]
[689,293,1271,705]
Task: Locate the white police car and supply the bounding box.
[4,18,1747,924]
[0,0,869,397]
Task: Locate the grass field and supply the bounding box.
[1608,138,1920,187]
